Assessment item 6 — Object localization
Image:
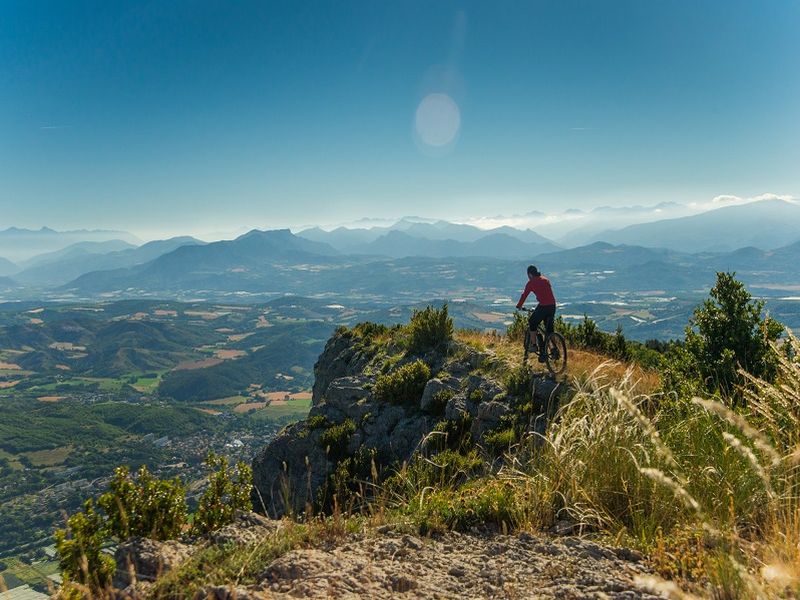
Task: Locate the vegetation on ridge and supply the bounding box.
[50,275,800,598]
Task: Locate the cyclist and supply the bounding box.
[516,265,557,363]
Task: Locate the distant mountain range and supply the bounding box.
[0,227,141,263]
[588,200,800,252]
[298,218,559,256]
[58,226,800,301]
[1,199,798,300]
[12,237,203,286]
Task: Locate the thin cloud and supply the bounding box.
[711,192,795,206]
[39,125,72,130]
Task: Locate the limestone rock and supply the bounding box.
[114,537,193,587]
[419,376,459,413]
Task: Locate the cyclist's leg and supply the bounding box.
[544,305,556,336]
[530,305,546,359]
[542,305,557,359]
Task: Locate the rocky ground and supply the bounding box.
[264,532,658,599]
[201,526,661,599]
[116,513,667,600]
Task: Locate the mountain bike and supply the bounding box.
[519,308,568,376]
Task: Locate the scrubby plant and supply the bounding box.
[406,303,453,354]
[54,499,116,594]
[192,452,253,535]
[306,414,329,430]
[482,427,516,454]
[328,445,378,510]
[373,359,431,406]
[506,311,528,341]
[426,389,453,415]
[98,465,187,541]
[504,364,532,400]
[411,478,520,535]
[319,419,356,460]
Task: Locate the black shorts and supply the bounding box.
[528,304,556,335]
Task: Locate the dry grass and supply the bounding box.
[454,329,661,395]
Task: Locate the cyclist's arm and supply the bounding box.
[516,281,533,309]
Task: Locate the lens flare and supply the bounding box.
[414,93,460,147]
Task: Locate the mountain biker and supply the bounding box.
[516,265,557,362]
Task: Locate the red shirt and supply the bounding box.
[516,275,556,308]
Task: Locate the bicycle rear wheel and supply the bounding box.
[545,332,567,375]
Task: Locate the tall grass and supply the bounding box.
[379,334,800,597]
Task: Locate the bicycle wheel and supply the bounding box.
[545,332,567,375]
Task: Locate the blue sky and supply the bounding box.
[1,1,799,238]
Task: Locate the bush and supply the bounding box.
[54,499,116,593]
[426,389,454,415]
[98,465,187,541]
[506,311,528,341]
[483,427,517,453]
[407,304,453,354]
[192,453,253,535]
[412,478,519,535]
[504,364,532,400]
[373,360,431,406]
[319,419,356,460]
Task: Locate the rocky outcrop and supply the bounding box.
[114,537,193,589]
[251,328,574,518]
[193,529,659,600]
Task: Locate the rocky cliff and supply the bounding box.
[251,324,570,518]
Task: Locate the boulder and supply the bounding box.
[471,400,511,441]
[114,537,193,587]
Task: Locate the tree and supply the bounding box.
[684,272,783,403]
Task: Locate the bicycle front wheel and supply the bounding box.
[545,332,567,375]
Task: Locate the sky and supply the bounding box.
[1,0,799,239]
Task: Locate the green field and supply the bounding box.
[251,396,311,420]
[0,448,23,470]
[0,556,60,591]
[21,446,72,467]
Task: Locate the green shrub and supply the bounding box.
[426,389,453,415]
[307,414,329,430]
[54,499,116,593]
[373,360,431,406]
[413,478,519,534]
[483,427,517,453]
[352,321,389,339]
[506,311,528,341]
[430,414,474,453]
[382,448,484,514]
[192,452,253,535]
[98,465,187,541]
[328,445,378,508]
[407,304,453,354]
[320,419,356,460]
[504,364,532,399]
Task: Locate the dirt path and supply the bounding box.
[203,529,663,599]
